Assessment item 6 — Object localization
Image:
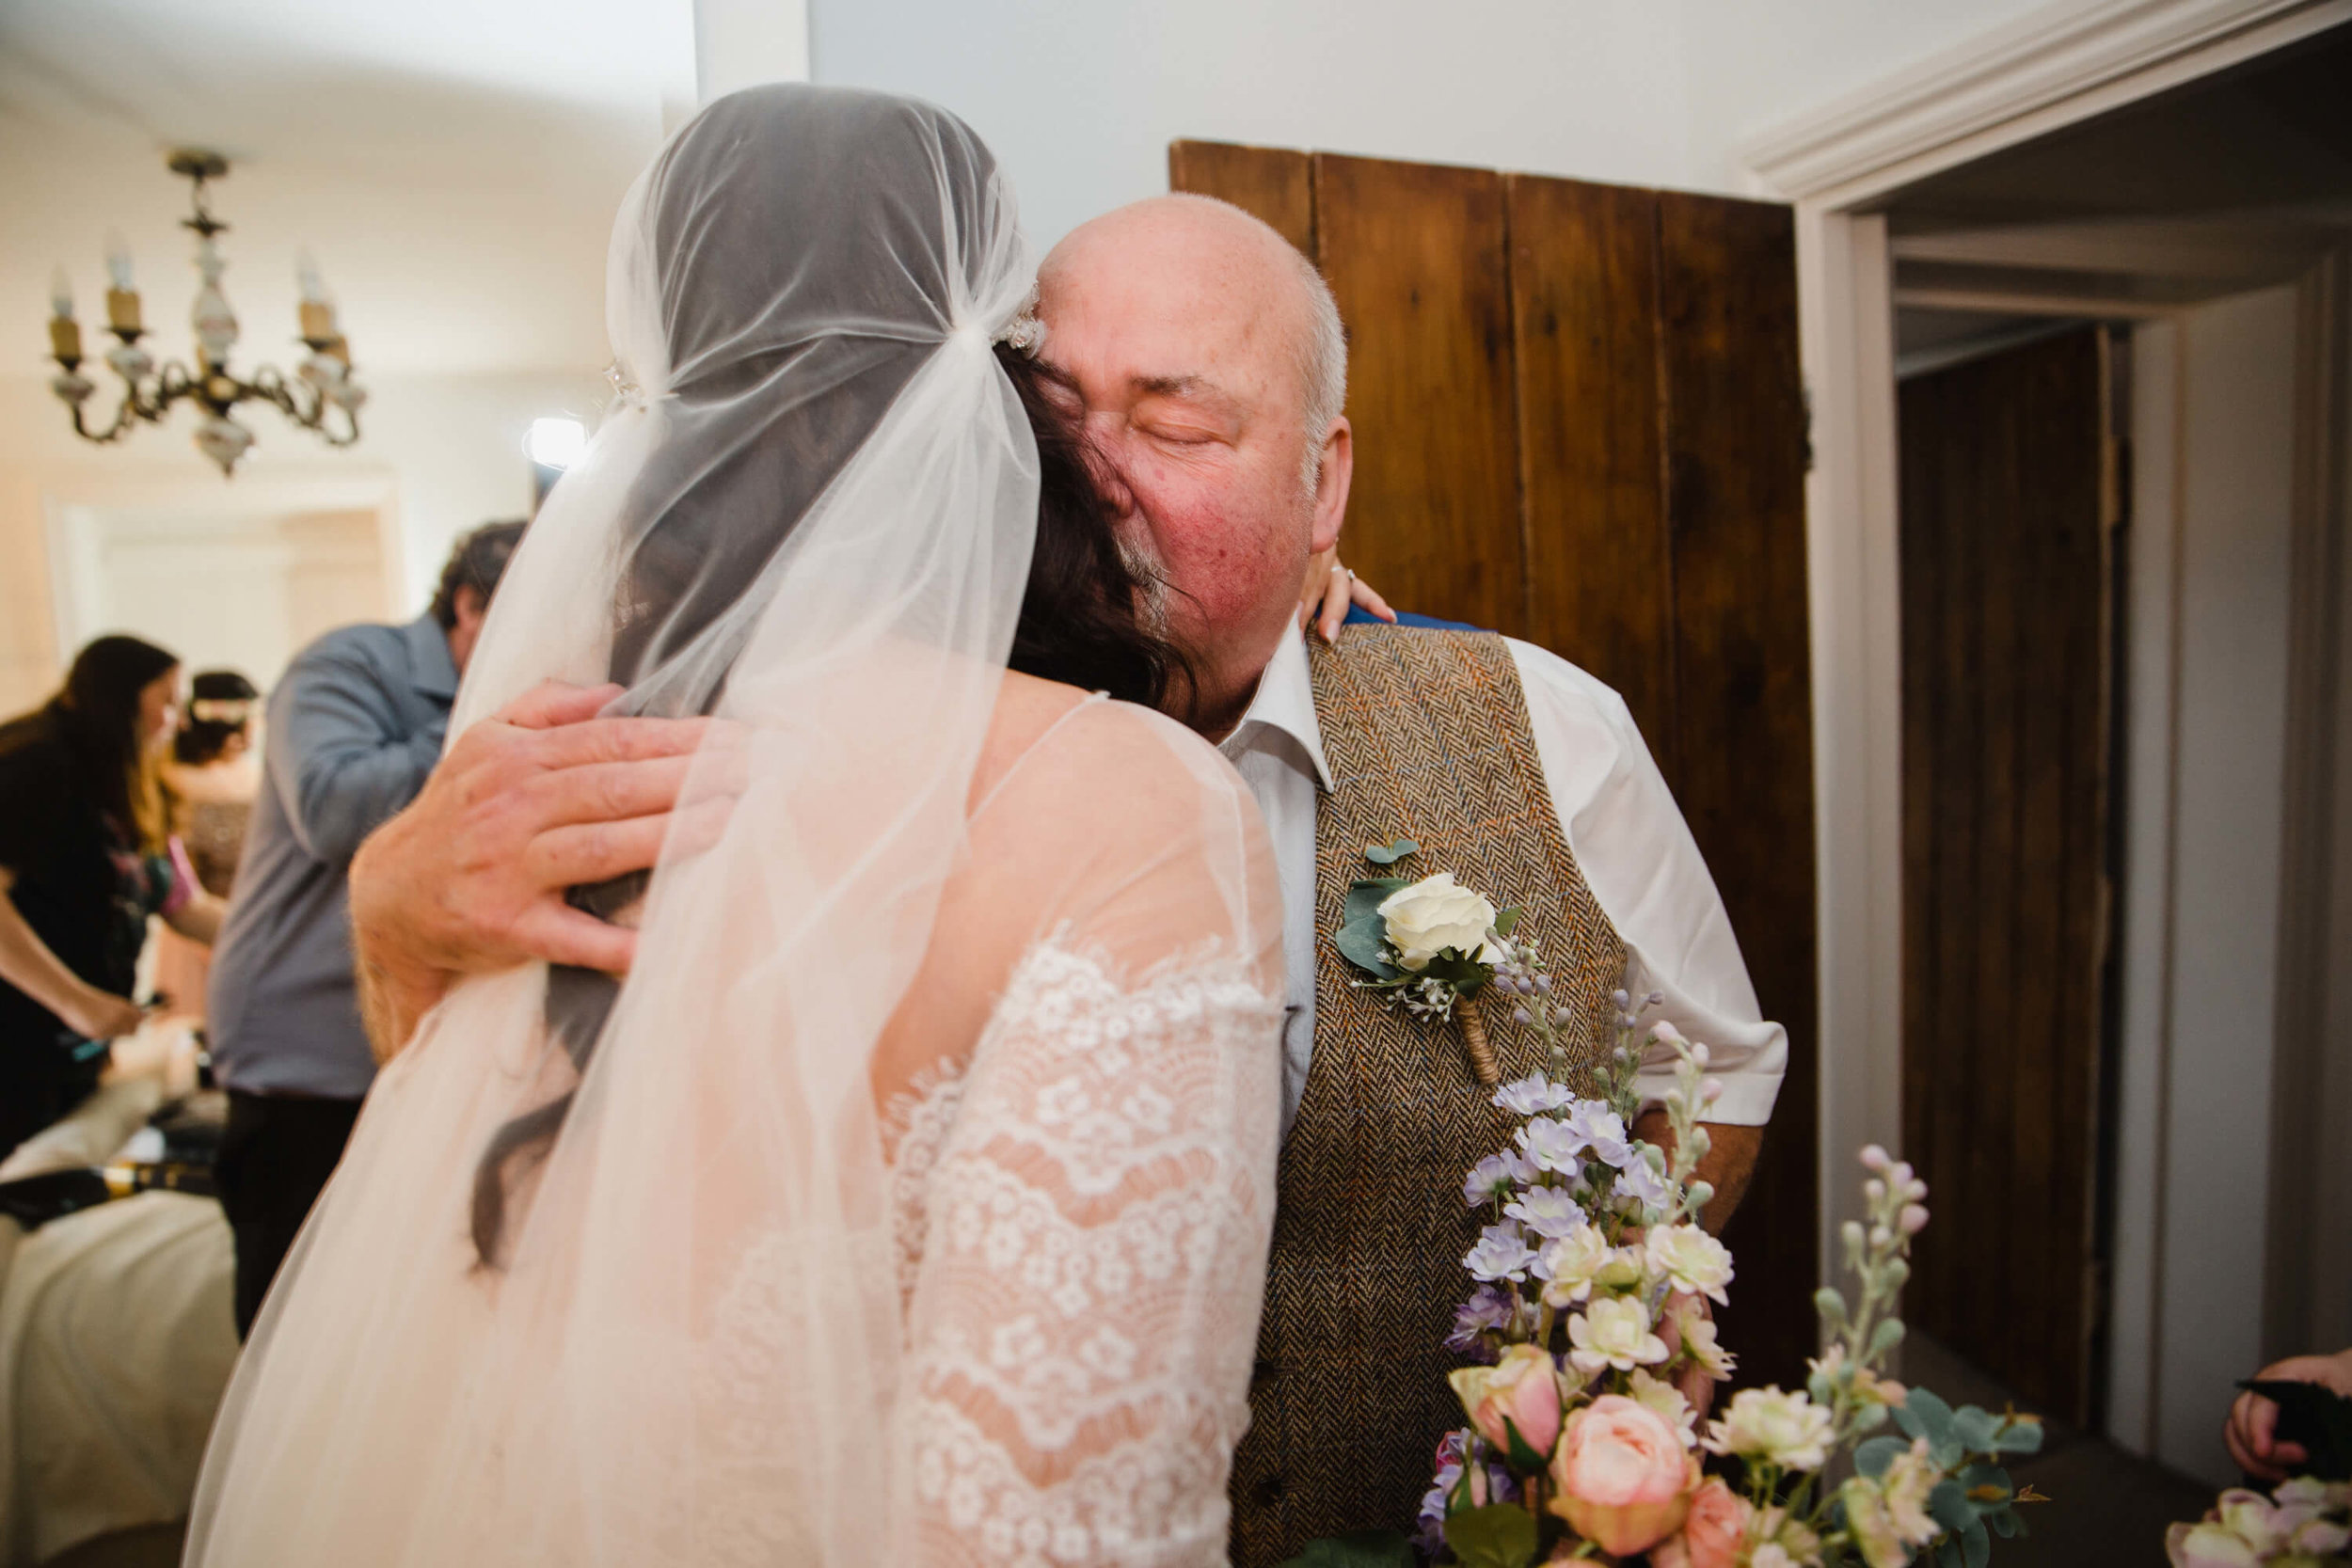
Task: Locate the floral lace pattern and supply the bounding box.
[892,942,1280,1566]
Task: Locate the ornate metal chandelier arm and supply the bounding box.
[66,387,143,444]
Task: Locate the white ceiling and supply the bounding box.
[0,0,694,376]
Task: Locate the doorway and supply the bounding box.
[45,483,400,691]
[1773,13,2352,1489]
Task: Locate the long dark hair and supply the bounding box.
[0,635,179,851]
[469,86,1188,1264]
[174,669,260,767]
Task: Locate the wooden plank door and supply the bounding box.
[1899,325,2116,1425]
[1171,141,1819,1386]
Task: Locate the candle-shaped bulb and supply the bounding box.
[103,233,141,334]
[295,249,337,341]
[48,268,82,363]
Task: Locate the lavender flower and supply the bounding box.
[1461,1150,1535,1207]
[1502,1183,1588,1239]
[1613,1159,1674,1215]
[1463,1220,1540,1283]
[1564,1100,1633,1168]
[1494,1072,1575,1117]
[1515,1116,1588,1174]
[1445,1286,1516,1358]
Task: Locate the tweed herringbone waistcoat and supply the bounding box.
[1227,624,1627,1567]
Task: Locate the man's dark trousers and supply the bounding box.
[215,1088,365,1338]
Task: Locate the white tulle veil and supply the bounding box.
[185,83,1056,1566]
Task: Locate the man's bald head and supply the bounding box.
[1043,195,1345,490]
[1031,193,1357,737]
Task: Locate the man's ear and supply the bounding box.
[453,583,489,634]
[1310,417,1353,556]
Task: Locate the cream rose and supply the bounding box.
[1703,1387,1836,1472]
[1646,1224,1736,1305]
[1377,872,1500,971]
[1549,1394,1700,1556]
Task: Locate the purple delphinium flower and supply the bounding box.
[1515,1116,1588,1174]
[1463,1220,1540,1283]
[1564,1100,1633,1168]
[1461,1149,1535,1207]
[1444,1285,1516,1359]
[1502,1183,1587,1240]
[1493,1072,1575,1117]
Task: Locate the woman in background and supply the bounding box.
[0,635,228,1161]
[155,669,262,1020]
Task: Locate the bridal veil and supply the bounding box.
[185,85,1281,1567]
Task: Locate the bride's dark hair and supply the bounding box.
[471,86,1187,1264]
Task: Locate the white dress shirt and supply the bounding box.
[1217,623,1787,1138]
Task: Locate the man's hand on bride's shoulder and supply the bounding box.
[349,681,734,1058]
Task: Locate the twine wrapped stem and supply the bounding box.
[1458,992,1501,1086]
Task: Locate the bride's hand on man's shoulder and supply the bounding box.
[1298,546,1396,644]
[349,681,739,1054]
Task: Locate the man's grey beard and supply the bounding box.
[1117,529,1176,640]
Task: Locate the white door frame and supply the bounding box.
[1735,0,2352,1292]
[40,469,404,673]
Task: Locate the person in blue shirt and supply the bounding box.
[207,519,523,1336]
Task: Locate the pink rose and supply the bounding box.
[1449,1344,1565,1461]
[1651,1477,1749,1568]
[1549,1394,1701,1555]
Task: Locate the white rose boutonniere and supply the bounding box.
[1380,873,1503,971]
[1334,839,1522,1084]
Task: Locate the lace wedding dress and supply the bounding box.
[184,86,1284,1568]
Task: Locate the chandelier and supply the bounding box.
[45,150,364,477]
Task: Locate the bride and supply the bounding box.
[185,85,1284,1567]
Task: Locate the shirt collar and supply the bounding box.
[403,611,460,703]
[1217,620,1334,791]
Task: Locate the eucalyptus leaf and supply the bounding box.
[1336,916,1403,978]
[1950,1405,2001,1452]
[1991,1418,2045,1457]
[1898,1386,1956,1447]
[1276,1531,1418,1568]
[1492,907,1520,940]
[1344,878,1411,931]
[1935,1537,1964,1568]
[1442,1502,1538,1568]
[1962,1517,1992,1568]
[1928,1479,1975,1535]
[1854,1435,1908,1479]
[1364,838,1420,866]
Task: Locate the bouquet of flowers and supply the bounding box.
[2167,1479,2350,1565]
[1315,858,2049,1568]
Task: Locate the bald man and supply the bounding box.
[348,195,1784,1563]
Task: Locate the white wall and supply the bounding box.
[804,0,2071,246]
[0,368,606,715]
[2107,285,2302,1485]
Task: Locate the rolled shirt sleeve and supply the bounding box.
[265,650,445,868]
[1507,639,1787,1126]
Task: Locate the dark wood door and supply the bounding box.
[1171,140,1819,1386]
[1899,325,2117,1425]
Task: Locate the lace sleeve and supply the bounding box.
[902,942,1281,1566]
[899,704,1285,1567]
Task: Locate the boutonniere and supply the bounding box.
[1336,839,1523,1085]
